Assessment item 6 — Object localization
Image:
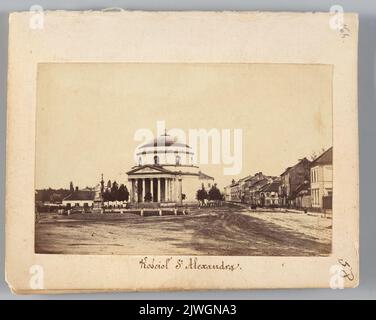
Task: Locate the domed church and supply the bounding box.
[127,133,214,205]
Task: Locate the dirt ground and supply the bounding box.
[35,205,332,256]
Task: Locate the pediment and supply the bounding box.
[127,165,172,175]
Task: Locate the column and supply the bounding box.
[159,178,163,202]
[130,179,134,203]
[173,178,177,202]
[168,179,171,201]
[165,179,169,202]
[142,179,146,203]
[168,179,172,202]
[163,178,167,201]
[178,176,183,205]
[134,179,138,203]
[151,178,154,202]
[170,179,173,201]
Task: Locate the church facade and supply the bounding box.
[127,133,214,205]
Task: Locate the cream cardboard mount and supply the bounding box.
[6,11,359,293]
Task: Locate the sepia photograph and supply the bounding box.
[34,63,333,256]
[4,9,361,294]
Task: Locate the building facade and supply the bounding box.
[62,190,95,208]
[279,158,311,208]
[294,181,311,209]
[310,147,333,209]
[243,172,267,205]
[229,180,241,202]
[223,185,231,201]
[259,179,281,207]
[127,133,214,205]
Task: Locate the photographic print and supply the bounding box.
[34,63,333,256]
[6,11,358,292]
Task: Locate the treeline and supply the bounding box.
[36,180,130,203]
[35,188,71,203]
[102,180,129,202]
[196,184,223,201]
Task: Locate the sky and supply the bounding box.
[35,63,332,190]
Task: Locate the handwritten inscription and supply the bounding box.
[337,258,355,281]
[339,24,350,39]
[329,258,355,289]
[139,257,241,272]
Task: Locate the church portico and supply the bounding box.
[127,133,214,206]
[129,176,176,203]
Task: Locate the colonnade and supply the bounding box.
[130,177,177,203]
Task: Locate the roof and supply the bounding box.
[252,178,269,190]
[127,164,214,179]
[246,177,267,188]
[139,134,191,149]
[198,171,214,180]
[63,190,95,201]
[280,167,292,176]
[280,157,311,176]
[261,180,281,193]
[81,187,94,191]
[127,164,175,175]
[292,181,310,198]
[239,175,252,183]
[311,147,333,166]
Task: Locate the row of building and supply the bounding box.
[224,147,333,211]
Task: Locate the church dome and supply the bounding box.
[139,135,191,149]
[136,134,194,166]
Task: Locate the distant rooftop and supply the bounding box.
[63,190,95,201]
[311,147,333,166]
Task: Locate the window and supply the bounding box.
[138,157,142,166]
[154,155,159,165]
[175,155,181,165]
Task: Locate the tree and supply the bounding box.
[111,180,119,201]
[196,185,208,202]
[40,189,51,202]
[69,181,74,192]
[50,193,62,203]
[124,185,129,202]
[107,180,112,190]
[118,184,130,202]
[103,188,111,202]
[208,183,222,201]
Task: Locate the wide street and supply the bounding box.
[35,204,332,256]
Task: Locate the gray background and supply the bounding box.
[0,0,375,300]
